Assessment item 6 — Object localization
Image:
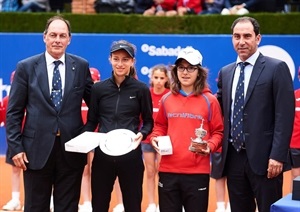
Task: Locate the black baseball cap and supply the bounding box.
[110,43,135,58]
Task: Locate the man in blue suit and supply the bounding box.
[216,16,295,212]
[6,15,93,212]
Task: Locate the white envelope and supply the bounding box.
[157,135,173,155]
[65,132,106,153]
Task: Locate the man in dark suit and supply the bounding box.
[216,16,295,212]
[6,15,93,212]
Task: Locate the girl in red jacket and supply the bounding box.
[151,47,224,212]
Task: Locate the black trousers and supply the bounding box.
[91,148,144,212]
[225,144,283,212]
[23,137,84,212]
[158,172,209,212]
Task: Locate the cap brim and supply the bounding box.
[110,44,134,58]
[175,57,201,66]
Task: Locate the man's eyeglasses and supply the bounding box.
[177,65,198,73]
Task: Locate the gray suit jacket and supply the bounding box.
[216,53,295,176]
[6,52,93,170]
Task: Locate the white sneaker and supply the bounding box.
[2,199,22,211]
[225,202,231,212]
[78,202,92,212]
[215,208,226,212]
[145,204,157,212]
[156,205,160,212]
[112,204,124,212]
[50,195,54,212]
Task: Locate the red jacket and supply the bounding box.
[150,88,223,174]
[1,96,26,128]
[81,100,88,124]
[0,96,9,126]
[143,88,170,144]
[158,0,177,11]
[290,89,300,148]
[177,0,203,14]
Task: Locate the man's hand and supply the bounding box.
[12,152,29,171]
[267,159,283,178]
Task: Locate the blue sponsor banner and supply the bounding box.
[0,33,299,154]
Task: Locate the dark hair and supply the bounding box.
[231,16,260,36]
[150,64,170,89]
[44,16,71,36]
[110,40,138,78]
[170,63,209,96]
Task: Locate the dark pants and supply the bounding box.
[91,148,144,212]
[158,172,209,212]
[225,144,283,212]
[23,137,84,212]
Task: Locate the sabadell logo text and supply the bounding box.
[141,44,188,56]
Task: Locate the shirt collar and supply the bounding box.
[45,51,65,66]
[236,50,260,66]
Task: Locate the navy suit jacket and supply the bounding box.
[6,52,93,170]
[216,53,295,177]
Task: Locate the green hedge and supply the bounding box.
[1,12,300,34]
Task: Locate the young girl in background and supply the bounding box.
[142,64,170,212]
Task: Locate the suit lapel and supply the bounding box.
[224,63,236,109]
[35,53,53,106]
[245,54,265,105]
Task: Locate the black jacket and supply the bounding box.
[85,75,153,140]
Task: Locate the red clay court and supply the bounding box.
[0,156,292,212]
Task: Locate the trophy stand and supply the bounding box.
[189,119,207,153]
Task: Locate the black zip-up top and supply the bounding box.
[85,74,153,142]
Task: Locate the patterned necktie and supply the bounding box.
[231,62,249,152]
[50,60,62,111]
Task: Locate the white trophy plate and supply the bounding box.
[99,129,136,156]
